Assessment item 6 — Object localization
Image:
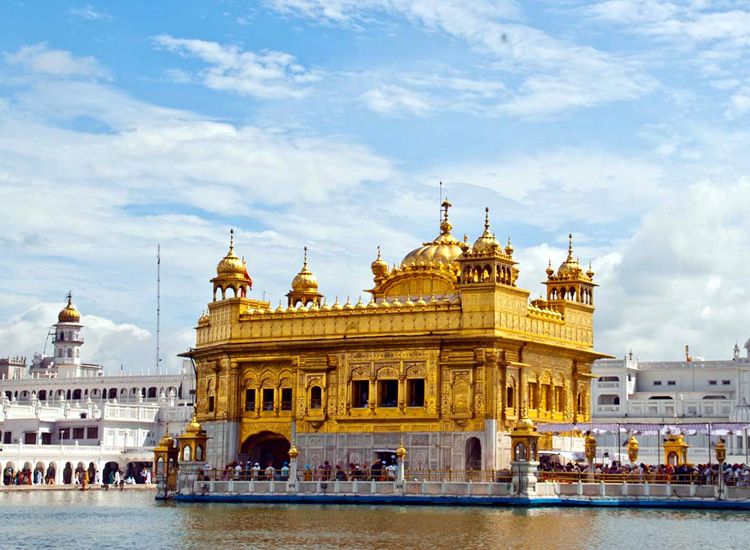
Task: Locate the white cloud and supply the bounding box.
[726,88,750,118]
[594,179,750,360]
[0,303,162,375]
[361,85,434,116]
[359,71,506,116]
[4,43,108,79]
[153,35,323,99]
[266,0,654,116]
[69,5,113,21]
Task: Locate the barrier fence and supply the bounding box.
[195,467,735,487]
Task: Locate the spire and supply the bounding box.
[66,290,72,306]
[484,206,490,231]
[440,197,453,235]
[567,233,574,261]
[302,246,309,270]
[229,228,235,254]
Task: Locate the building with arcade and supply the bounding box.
[0,294,195,485]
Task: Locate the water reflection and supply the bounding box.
[2,492,750,550]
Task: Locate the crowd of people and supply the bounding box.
[1,463,152,487]
[209,459,399,483]
[538,460,750,486]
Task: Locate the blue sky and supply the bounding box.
[1,1,750,371]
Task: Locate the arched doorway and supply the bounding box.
[465,437,482,470]
[102,462,120,485]
[63,462,73,484]
[240,431,290,469]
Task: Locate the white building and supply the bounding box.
[0,294,195,485]
[591,342,750,464]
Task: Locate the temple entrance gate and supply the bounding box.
[240,431,290,469]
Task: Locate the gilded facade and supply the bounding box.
[186,202,606,471]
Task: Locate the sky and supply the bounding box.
[1,0,750,373]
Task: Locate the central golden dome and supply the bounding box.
[291,247,318,292]
[401,199,464,268]
[58,292,80,323]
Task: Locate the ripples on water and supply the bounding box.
[2,491,750,550]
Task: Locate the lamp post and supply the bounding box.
[627,435,639,466]
[395,439,407,487]
[585,431,597,480]
[716,438,726,500]
[287,443,299,492]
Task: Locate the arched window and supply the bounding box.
[66,349,73,358]
[72,389,81,400]
[57,349,63,357]
[310,386,322,409]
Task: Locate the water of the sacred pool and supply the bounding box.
[3,491,749,549]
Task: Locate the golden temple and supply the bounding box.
[184,200,606,471]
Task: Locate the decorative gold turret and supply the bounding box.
[287,247,324,307]
[457,207,518,287]
[510,417,540,462]
[370,246,389,284]
[543,234,596,306]
[663,433,689,466]
[211,229,252,301]
[177,415,208,463]
[57,292,81,323]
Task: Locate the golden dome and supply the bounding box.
[472,207,501,255]
[557,234,583,278]
[515,417,535,430]
[58,292,80,323]
[291,247,319,292]
[158,431,174,448]
[371,246,388,278]
[401,199,464,268]
[216,229,245,277]
[185,415,202,434]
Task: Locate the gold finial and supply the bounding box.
[376,245,381,259]
[303,246,308,268]
[66,291,72,305]
[439,197,453,235]
[484,206,490,231]
[229,228,235,253]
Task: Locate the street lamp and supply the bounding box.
[715,438,726,500]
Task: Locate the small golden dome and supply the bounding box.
[291,247,319,292]
[185,415,202,434]
[505,236,514,256]
[216,229,245,277]
[515,417,535,430]
[557,234,583,277]
[401,199,464,268]
[158,431,175,448]
[371,246,389,278]
[58,292,81,323]
[472,207,501,255]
